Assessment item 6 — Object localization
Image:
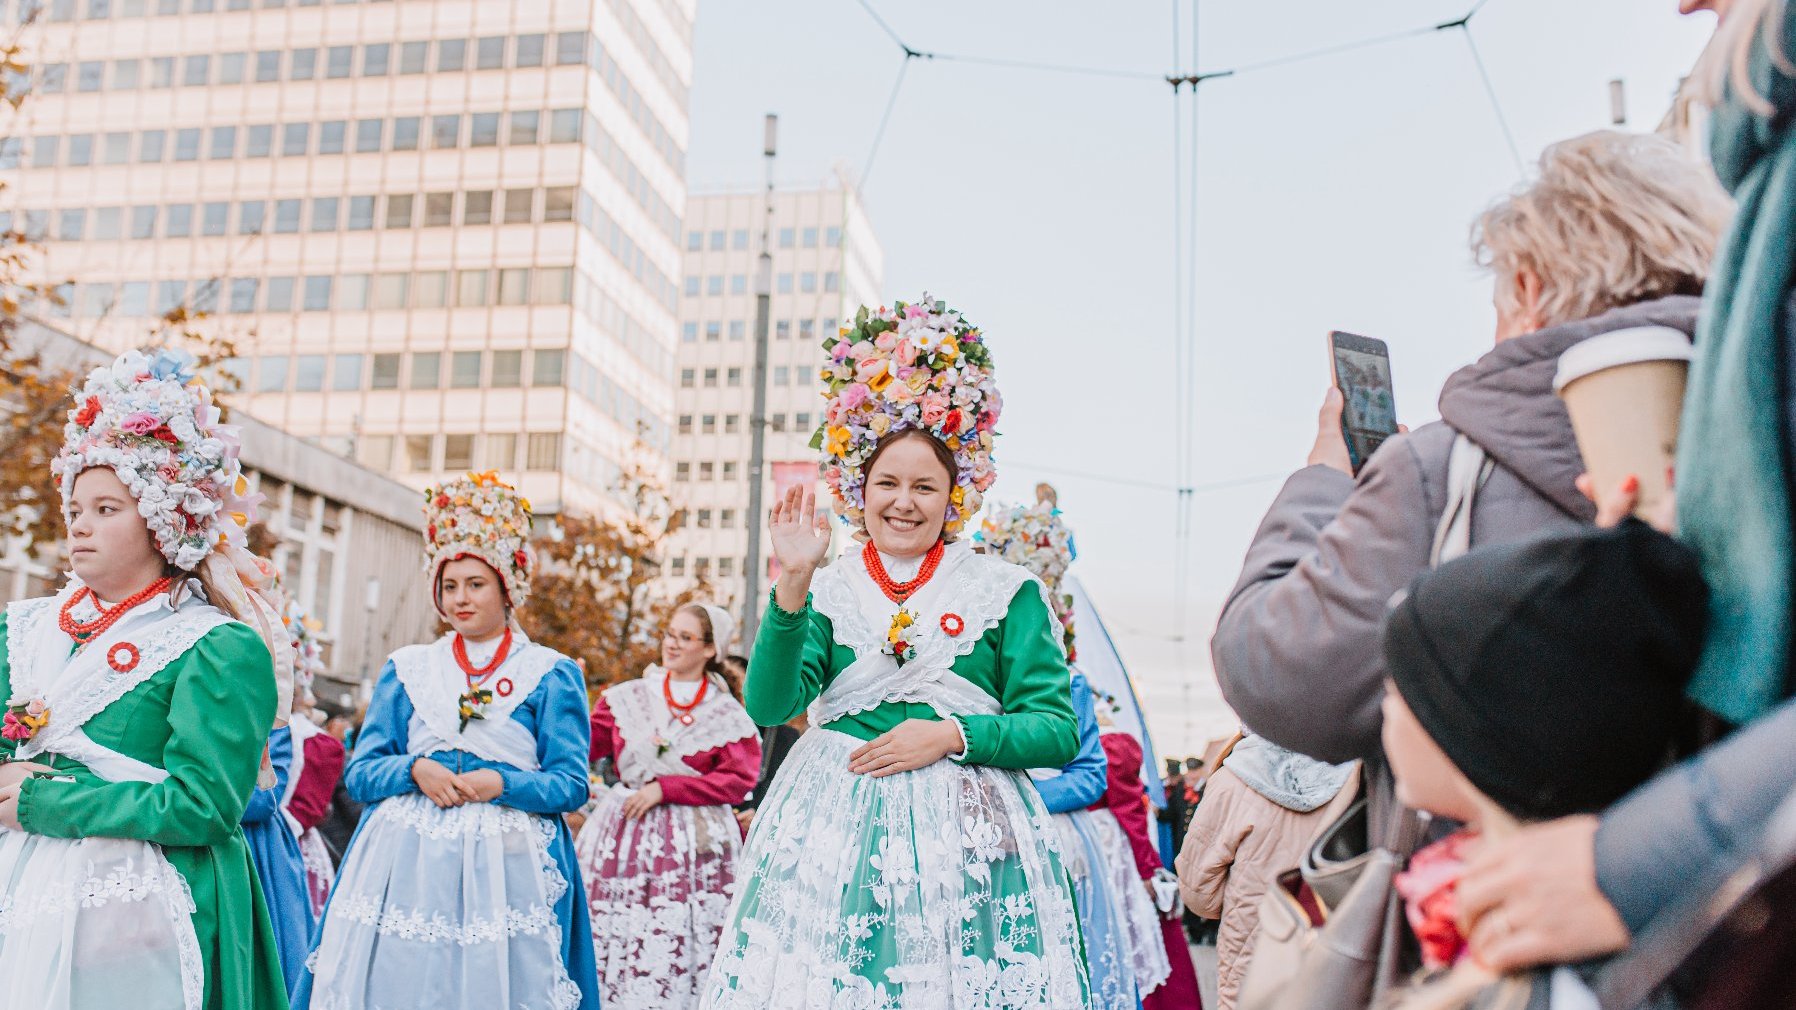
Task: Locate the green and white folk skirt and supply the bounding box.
[700,726,1092,1010]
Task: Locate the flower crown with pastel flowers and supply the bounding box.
[813,294,1001,537]
[979,502,1076,657]
[53,347,261,571]
[423,471,535,610]
[283,598,326,690]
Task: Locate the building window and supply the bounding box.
[273,199,301,233]
[198,202,226,236]
[497,268,529,306]
[535,268,572,304]
[450,351,481,388]
[721,510,737,529]
[491,350,522,387]
[721,462,737,481]
[384,194,414,228]
[729,321,745,341]
[679,369,695,389]
[370,353,400,389]
[207,126,235,159]
[430,115,460,149]
[508,110,540,144]
[293,354,326,392]
[455,269,489,307]
[698,462,714,481]
[705,322,721,342]
[281,123,309,156]
[555,31,583,65]
[362,43,390,76]
[683,277,700,298]
[501,189,534,224]
[255,49,281,81]
[719,557,735,577]
[257,355,289,393]
[244,124,271,157]
[354,118,383,152]
[302,276,332,311]
[726,367,742,387]
[264,276,295,312]
[310,197,339,232]
[779,227,795,249]
[670,556,686,576]
[463,190,493,226]
[181,54,208,86]
[332,354,362,391]
[413,271,448,308]
[337,274,370,310]
[313,118,340,155]
[702,368,717,388]
[228,278,258,313]
[525,433,561,471]
[392,116,420,150]
[469,112,499,147]
[674,462,690,482]
[776,320,791,340]
[548,109,580,143]
[696,509,712,528]
[476,35,505,70]
[769,414,786,433]
[410,352,440,390]
[484,433,517,470]
[289,48,315,80]
[374,273,408,309]
[326,45,352,78]
[424,192,453,227]
[532,349,565,387]
[516,33,545,67]
[443,434,474,471]
[543,187,575,222]
[682,323,698,343]
[803,227,818,248]
[794,411,813,430]
[701,414,716,434]
[398,40,428,74]
[173,128,200,161]
[801,272,817,294]
[677,415,693,435]
[777,273,793,294]
[436,38,466,72]
[730,274,746,295]
[827,226,842,247]
[725,414,740,434]
[405,435,436,472]
[706,275,723,297]
[800,319,816,340]
[347,195,375,231]
[357,434,392,470]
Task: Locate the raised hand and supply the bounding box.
[769,485,832,573]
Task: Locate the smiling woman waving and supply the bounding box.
[699,295,1091,1009]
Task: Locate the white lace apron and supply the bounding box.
[576,669,756,1009]
[281,714,335,918]
[701,543,1092,1009]
[1086,806,1171,995]
[304,634,582,1010]
[0,585,230,1010]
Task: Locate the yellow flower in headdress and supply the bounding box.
[825,426,852,458]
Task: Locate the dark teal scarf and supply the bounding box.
[1681,11,1796,724]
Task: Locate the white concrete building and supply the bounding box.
[2,0,693,515]
[669,178,882,607]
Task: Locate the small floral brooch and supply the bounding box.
[940,613,965,637]
[2,697,50,743]
[457,687,494,732]
[885,609,921,666]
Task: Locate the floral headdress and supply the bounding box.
[813,294,1001,538]
[979,502,1076,658]
[423,471,535,611]
[53,347,260,571]
[283,598,326,692]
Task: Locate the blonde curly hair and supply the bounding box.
[1471,130,1732,330]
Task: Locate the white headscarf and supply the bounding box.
[698,603,736,657]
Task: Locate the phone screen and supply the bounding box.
[1331,332,1396,474]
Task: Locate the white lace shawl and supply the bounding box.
[5,584,229,780]
[605,666,757,787]
[807,540,1066,726]
[391,633,564,770]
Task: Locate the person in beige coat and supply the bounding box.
[1177,735,1356,1010]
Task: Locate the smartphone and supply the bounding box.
[1328,331,1397,475]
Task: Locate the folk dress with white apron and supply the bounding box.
[279,713,337,918]
[0,583,286,1010]
[702,542,1093,1009]
[293,632,602,1010]
[577,668,759,1008]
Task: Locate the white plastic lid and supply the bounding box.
[1553,325,1693,393]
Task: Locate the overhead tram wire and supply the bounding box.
[1457,26,1525,175]
[860,56,914,192]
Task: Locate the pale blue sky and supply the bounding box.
[685,0,1720,754]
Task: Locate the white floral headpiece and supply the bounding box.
[979,501,1077,658]
[53,347,260,571]
[423,471,535,610]
[814,294,1001,538]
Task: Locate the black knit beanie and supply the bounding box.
[1382,520,1708,820]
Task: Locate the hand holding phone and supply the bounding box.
[1328,331,1397,475]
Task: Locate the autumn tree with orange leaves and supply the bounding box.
[526,445,714,693]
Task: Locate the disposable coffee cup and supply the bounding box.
[1553,326,1692,518]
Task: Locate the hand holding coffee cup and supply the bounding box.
[1554,326,1692,522]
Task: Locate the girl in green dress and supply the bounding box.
[701,296,1092,1008]
[0,347,289,1010]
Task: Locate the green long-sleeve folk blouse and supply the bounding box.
[0,611,287,1010]
[745,572,1078,770]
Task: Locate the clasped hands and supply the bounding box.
[848,718,964,777]
[412,758,505,809]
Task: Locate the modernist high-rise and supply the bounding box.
[4,0,693,515]
[669,177,882,605]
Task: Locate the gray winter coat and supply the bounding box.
[1211,295,1703,769]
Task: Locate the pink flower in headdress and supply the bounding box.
[119,412,161,435]
[894,340,919,368]
[920,392,949,427]
[838,384,870,411]
[831,342,853,362]
[156,463,182,483]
